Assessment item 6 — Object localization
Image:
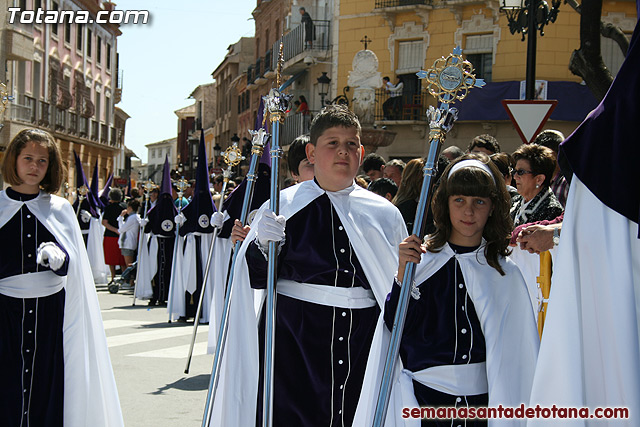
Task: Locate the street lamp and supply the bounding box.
[500,0,560,99]
[316,72,332,106]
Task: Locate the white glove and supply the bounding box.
[36,242,66,271]
[255,210,286,252]
[174,213,186,227]
[211,211,224,229]
[138,217,149,227]
[80,209,92,223]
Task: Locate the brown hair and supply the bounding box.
[392,158,424,206]
[309,104,361,146]
[426,153,512,275]
[2,128,64,193]
[512,144,556,188]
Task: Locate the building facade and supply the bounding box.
[334,0,637,158]
[145,136,176,183]
[0,0,128,192]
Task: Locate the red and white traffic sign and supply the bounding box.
[502,100,558,144]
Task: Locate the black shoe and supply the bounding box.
[149,299,157,306]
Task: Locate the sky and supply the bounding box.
[115,0,257,163]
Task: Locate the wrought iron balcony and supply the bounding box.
[271,20,331,69]
[374,88,431,122]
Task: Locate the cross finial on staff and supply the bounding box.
[360,35,372,50]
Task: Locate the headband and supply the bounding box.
[447,159,496,184]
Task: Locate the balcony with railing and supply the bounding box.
[8,101,34,123]
[281,112,312,147]
[69,112,78,134]
[79,117,89,137]
[374,88,431,122]
[111,127,118,146]
[264,49,274,78]
[91,120,99,140]
[54,108,66,131]
[246,65,257,89]
[101,124,108,143]
[272,20,331,74]
[374,0,432,8]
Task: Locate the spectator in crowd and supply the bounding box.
[368,177,398,201]
[468,134,501,155]
[490,152,521,204]
[393,158,424,233]
[382,76,404,119]
[533,129,569,207]
[362,152,386,181]
[117,198,141,288]
[102,188,127,283]
[299,7,314,48]
[510,144,564,227]
[383,158,405,187]
[441,145,465,161]
[287,134,314,184]
[297,96,310,116]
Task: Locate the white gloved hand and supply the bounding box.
[174,213,186,227]
[211,211,224,229]
[138,217,149,227]
[80,209,92,223]
[36,242,66,271]
[255,210,286,252]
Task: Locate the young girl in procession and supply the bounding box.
[0,129,123,426]
[358,153,539,426]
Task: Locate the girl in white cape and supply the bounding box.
[0,129,123,426]
[358,154,538,426]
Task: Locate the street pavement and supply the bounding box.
[97,283,213,426]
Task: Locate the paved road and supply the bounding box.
[97,284,213,426]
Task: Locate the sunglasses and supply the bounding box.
[513,169,534,176]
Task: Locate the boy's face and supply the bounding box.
[306,126,363,192]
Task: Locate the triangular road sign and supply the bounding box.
[502,100,558,144]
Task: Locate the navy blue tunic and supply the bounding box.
[247,193,378,427]
[384,243,488,426]
[0,189,69,427]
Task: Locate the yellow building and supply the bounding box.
[336,0,637,158]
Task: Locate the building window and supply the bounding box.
[76,24,83,51]
[464,34,494,82]
[106,43,112,69]
[51,1,58,35]
[397,40,423,72]
[65,21,71,44]
[151,149,155,159]
[97,36,102,65]
[87,29,93,58]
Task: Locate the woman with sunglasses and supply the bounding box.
[509,144,564,228]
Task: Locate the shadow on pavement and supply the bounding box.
[151,374,210,394]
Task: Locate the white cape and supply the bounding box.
[0,190,123,426]
[528,178,640,426]
[86,216,108,283]
[167,233,215,323]
[134,232,154,300]
[208,180,407,426]
[206,236,233,353]
[354,244,539,426]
